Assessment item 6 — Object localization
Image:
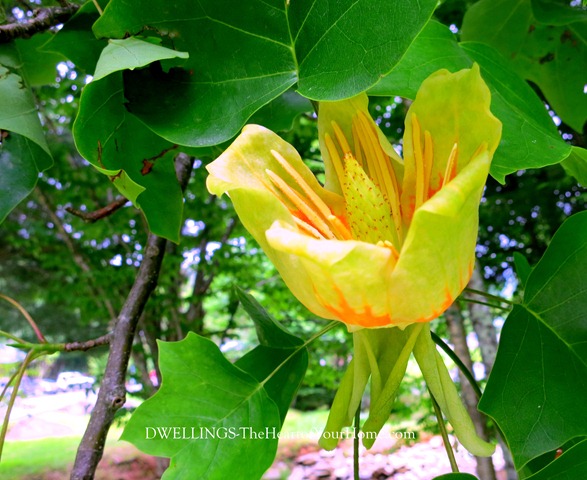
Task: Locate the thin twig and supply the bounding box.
[463,287,515,306]
[459,297,510,311]
[70,154,194,480]
[0,294,46,343]
[64,334,111,352]
[66,197,128,223]
[429,389,459,473]
[0,4,80,42]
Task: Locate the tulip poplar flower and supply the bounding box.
[207,65,501,457]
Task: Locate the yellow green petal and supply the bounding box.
[385,149,491,327]
[414,325,496,457]
[266,221,398,328]
[401,64,501,223]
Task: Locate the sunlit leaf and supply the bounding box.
[121,333,281,480]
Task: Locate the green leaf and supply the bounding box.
[42,0,108,72]
[234,288,308,423]
[0,34,64,86]
[525,438,587,479]
[561,146,587,185]
[479,211,587,469]
[369,20,572,182]
[90,0,436,147]
[73,72,183,242]
[121,333,281,480]
[290,0,437,100]
[0,67,52,221]
[0,133,47,222]
[461,0,587,132]
[249,90,312,132]
[235,287,301,348]
[0,67,51,154]
[93,38,188,81]
[513,251,532,290]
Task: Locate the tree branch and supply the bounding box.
[66,197,129,223]
[0,4,80,43]
[70,153,194,480]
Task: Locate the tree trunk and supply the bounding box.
[466,264,518,480]
[445,304,497,480]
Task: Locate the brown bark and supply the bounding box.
[466,264,518,480]
[445,304,497,480]
[70,154,193,480]
[0,4,79,42]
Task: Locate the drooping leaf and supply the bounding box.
[0,67,53,221]
[249,90,313,133]
[234,288,308,423]
[479,211,587,469]
[121,333,281,480]
[89,0,436,146]
[73,72,183,242]
[461,0,587,132]
[0,134,49,223]
[370,20,572,182]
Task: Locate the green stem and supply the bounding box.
[430,332,482,399]
[429,389,459,473]
[0,330,27,345]
[0,294,46,343]
[0,368,20,403]
[0,351,38,461]
[459,297,510,311]
[354,405,360,480]
[463,287,516,306]
[91,0,103,15]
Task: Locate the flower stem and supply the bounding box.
[354,405,360,480]
[463,287,516,306]
[429,388,459,473]
[430,331,482,399]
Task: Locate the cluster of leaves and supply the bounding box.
[0,0,586,479]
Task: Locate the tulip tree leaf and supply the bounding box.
[461,0,587,132]
[41,0,109,72]
[121,333,282,480]
[560,146,587,186]
[0,33,64,86]
[90,0,436,147]
[479,211,587,470]
[93,37,188,81]
[524,438,587,480]
[73,72,183,242]
[234,288,308,423]
[370,20,572,183]
[0,67,53,222]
